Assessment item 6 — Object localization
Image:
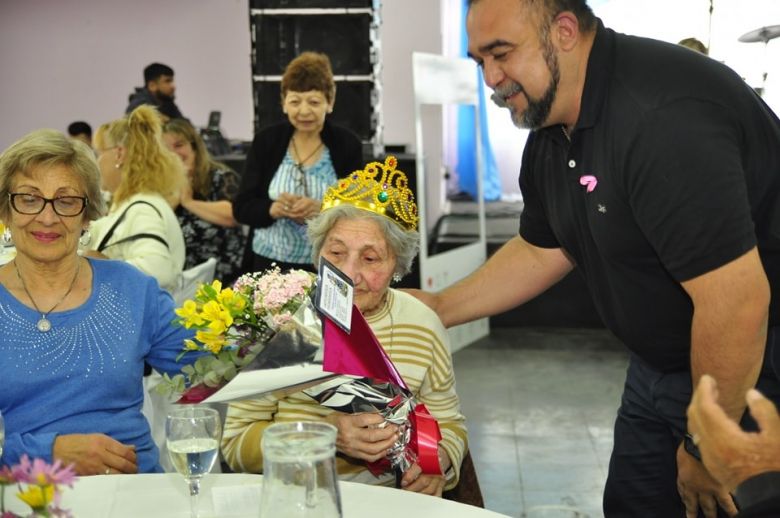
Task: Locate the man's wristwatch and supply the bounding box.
[683,432,702,461]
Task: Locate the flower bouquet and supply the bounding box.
[0,455,76,518]
[161,267,335,404]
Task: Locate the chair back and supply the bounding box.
[172,257,218,306]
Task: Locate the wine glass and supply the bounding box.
[166,406,221,518]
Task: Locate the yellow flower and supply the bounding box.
[217,288,247,313]
[184,339,200,351]
[175,300,204,327]
[207,319,227,335]
[195,329,227,354]
[201,300,234,329]
[17,484,55,510]
[195,279,222,300]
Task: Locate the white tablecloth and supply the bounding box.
[5,473,508,518]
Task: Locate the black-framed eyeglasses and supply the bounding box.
[9,193,88,217]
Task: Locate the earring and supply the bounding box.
[114,163,121,169]
[392,273,402,284]
[1,227,11,246]
[79,228,92,246]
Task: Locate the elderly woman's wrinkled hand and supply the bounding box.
[400,464,446,497]
[326,411,399,463]
[53,433,138,476]
[270,192,301,220]
[400,446,450,497]
[287,196,321,224]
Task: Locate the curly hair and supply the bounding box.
[162,118,231,198]
[94,105,185,209]
[280,52,336,104]
[0,128,106,222]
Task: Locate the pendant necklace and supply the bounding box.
[15,258,81,332]
[291,137,323,197]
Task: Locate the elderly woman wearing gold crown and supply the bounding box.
[222,157,467,497]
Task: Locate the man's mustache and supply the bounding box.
[490,82,524,108]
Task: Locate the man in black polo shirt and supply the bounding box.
[412,0,780,517]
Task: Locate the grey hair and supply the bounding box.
[0,129,107,222]
[307,204,420,278]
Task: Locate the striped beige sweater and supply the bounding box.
[221,289,467,490]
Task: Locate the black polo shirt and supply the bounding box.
[519,21,780,372]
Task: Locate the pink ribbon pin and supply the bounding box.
[579,175,598,193]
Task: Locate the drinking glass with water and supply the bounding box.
[166,406,221,518]
[0,409,4,460]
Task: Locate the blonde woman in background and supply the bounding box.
[86,105,186,293]
[162,119,245,284]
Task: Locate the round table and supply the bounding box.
[5,473,509,518]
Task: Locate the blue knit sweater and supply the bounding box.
[0,258,195,472]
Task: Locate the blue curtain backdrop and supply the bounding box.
[457,0,501,201]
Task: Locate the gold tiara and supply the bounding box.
[321,156,419,231]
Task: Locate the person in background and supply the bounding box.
[678,37,709,55]
[0,129,195,474]
[222,158,467,497]
[67,121,92,148]
[232,51,363,275]
[162,119,246,284]
[126,63,185,121]
[86,105,186,293]
[412,0,780,516]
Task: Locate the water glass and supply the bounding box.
[260,421,341,517]
[166,406,221,518]
[0,409,4,460]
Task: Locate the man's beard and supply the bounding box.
[156,92,175,103]
[490,36,560,130]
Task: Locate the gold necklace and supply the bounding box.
[15,258,81,332]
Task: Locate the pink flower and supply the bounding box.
[0,465,15,485]
[12,455,77,488]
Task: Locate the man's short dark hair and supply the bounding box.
[67,121,92,138]
[144,63,175,84]
[467,0,596,32]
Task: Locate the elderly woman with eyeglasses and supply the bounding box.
[0,129,197,475]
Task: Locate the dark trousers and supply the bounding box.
[603,328,780,518]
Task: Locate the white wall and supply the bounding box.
[0,0,253,150]
[0,0,440,154]
[380,0,442,150]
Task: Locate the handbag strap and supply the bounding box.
[97,200,168,252]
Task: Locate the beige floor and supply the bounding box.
[452,327,629,518]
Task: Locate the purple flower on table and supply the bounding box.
[12,456,77,488]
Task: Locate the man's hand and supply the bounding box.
[676,442,738,518]
[53,433,138,476]
[688,374,780,489]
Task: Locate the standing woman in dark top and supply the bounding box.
[233,51,363,274]
[162,119,245,284]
